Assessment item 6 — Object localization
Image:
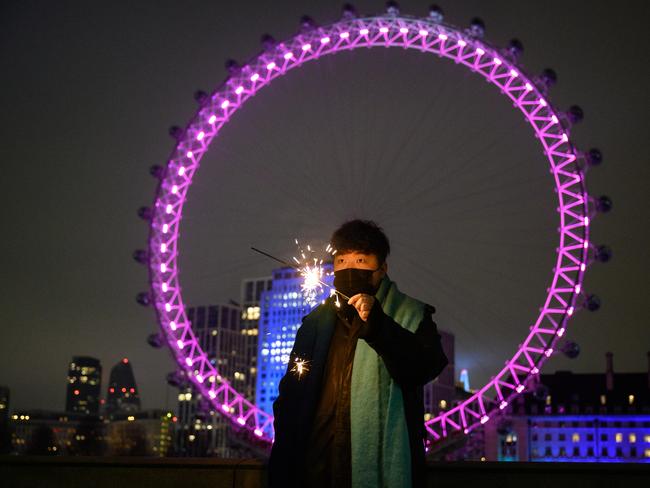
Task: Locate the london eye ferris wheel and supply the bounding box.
[134,3,610,448]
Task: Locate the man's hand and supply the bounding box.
[347,293,375,322]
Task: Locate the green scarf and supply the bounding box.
[350,275,425,488]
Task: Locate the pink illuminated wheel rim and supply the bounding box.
[143,10,595,445]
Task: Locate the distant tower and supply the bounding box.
[459,368,470,391]
[65,356,101,414]
[105,358,141,417]
[255,265,333,432]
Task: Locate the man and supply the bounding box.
[268,219,449,488]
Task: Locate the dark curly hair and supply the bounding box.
[330,219,390,264]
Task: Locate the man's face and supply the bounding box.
[333,251,387,290]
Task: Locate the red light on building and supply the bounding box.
[172,416,178,422]
[73,389,80,396]
[100,399,105,404]
[122,358,129,364]
[130,388,135,393]
[121,387,127,393]
[109,387,115,393]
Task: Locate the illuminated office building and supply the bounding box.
[105,358,141,417]
[187,304,246,392]
[255,265,333,434]
[65,356,101,415]
[240,276,273,402]
[176,303,253,457]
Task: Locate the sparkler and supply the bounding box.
[290,356,311,379]
[293,239,333,307]
[250,241,349,307]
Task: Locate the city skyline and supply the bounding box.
[3,260,649,462]
[4,267,649,416]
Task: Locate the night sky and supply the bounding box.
[1,0,648,413]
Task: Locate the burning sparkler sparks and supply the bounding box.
[292,239,334,307]
[250,240,348,308]
[290,356,311,379]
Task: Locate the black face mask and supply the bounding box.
[333,267,379,298]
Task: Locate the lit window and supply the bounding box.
[615,433,622,443]
[545,395,551,405]
[629,433,636,443]
[600,394,606,405]
[572,433,580,442]
[628,394,635,405]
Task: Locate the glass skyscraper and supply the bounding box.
[65,356,101,415]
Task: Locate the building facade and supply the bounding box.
[240,276,273,403]
[483,352,650,463]
[188,304,248,393]
[65,356,101,415]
